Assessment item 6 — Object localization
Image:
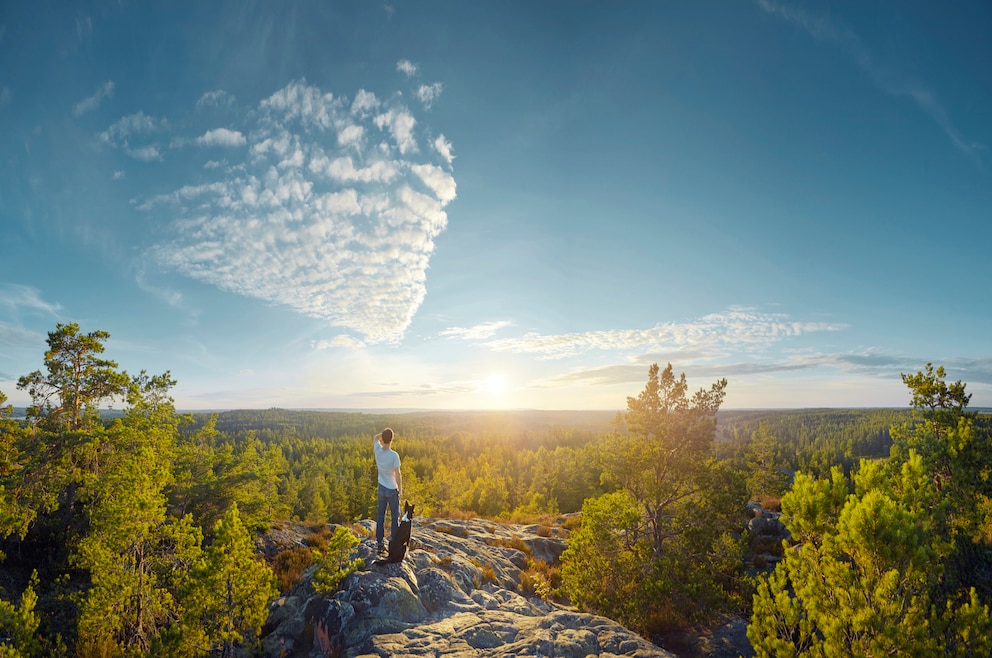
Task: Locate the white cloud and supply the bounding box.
[411,163,456,203]
[482,310,848,359]
[441,321,512,341]
[144,79,455,345]
[101,112,164,143]
[396,59,418,77]
[351,90,379,116]
[196,128,247,147]
[432,134,454,164]
[416,82,443,110]
[310,154,401,184]
[0,87,11,109]
[99,111,167,160]
[197,89,236,109]
[112,170,125,180]
[374,108,417,154]
[73,81,114,116]
[337,124,365,148]
[126,145,162,162]
[260,80,340,130]
[314,335,366,350]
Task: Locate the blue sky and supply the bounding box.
[1,1,990,411]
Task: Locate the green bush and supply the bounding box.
[311,527,364,594]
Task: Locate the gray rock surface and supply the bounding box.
[744,501,790,571]
[258,517,675,657]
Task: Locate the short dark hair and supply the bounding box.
[381,428,394,443]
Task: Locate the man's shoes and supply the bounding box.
[376,542,386,554]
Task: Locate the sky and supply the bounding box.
[1,1,990,412]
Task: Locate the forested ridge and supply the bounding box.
[2,323,991,656]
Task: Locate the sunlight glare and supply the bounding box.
[484,372,507,396]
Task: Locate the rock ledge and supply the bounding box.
[259,517,675,658]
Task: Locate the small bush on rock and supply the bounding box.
[312,527,363,594]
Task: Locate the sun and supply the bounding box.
[483,372,507,396]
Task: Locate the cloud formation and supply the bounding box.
[396,59,418,77]
[196,128,246,147]
[416,82,443,109]
[73,81,114,116]
[197,89,236,108]
[0,284,63,317]
[441,321,513,341]
[99,111,167,160]
[480,310,847,359]
[145,79,456,344]
[432,135,454,164]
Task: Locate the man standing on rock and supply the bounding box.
[374,428,403,553]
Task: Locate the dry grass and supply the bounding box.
[493,535,532,555]
[271,546,314,594]
[518,557,562,601]
[479,563,498,585]
[301,524,334,551]
[756,495,782,512]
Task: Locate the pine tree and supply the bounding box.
[748,364,992,656]
[179,504,278,658]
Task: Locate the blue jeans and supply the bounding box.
[376,484,399,544]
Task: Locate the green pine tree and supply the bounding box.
[179,504,278,658]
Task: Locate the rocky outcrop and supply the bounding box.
[744,501,790,572]
[257,517,674,657]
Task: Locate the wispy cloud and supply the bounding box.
[313,335,366,350]
[99,110,167,160]
[76,15,92,42]
[0,321,44,351]
[482,310,847,359]
[143,78,456,344]
[126,145,162,161]
[416,82,443,110]
[73,81,114,116]
[533,348,917,392]
[534,358,814,389]
[133,266,183,309]
[196,89,236,109]
[757,0,984,164]
[441,321,513,341]
[396,59,418,77]
[0,284,63,316]
[432,135,454,164]
[0,87,11,109]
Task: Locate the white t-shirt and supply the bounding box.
[374,438,401,489]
